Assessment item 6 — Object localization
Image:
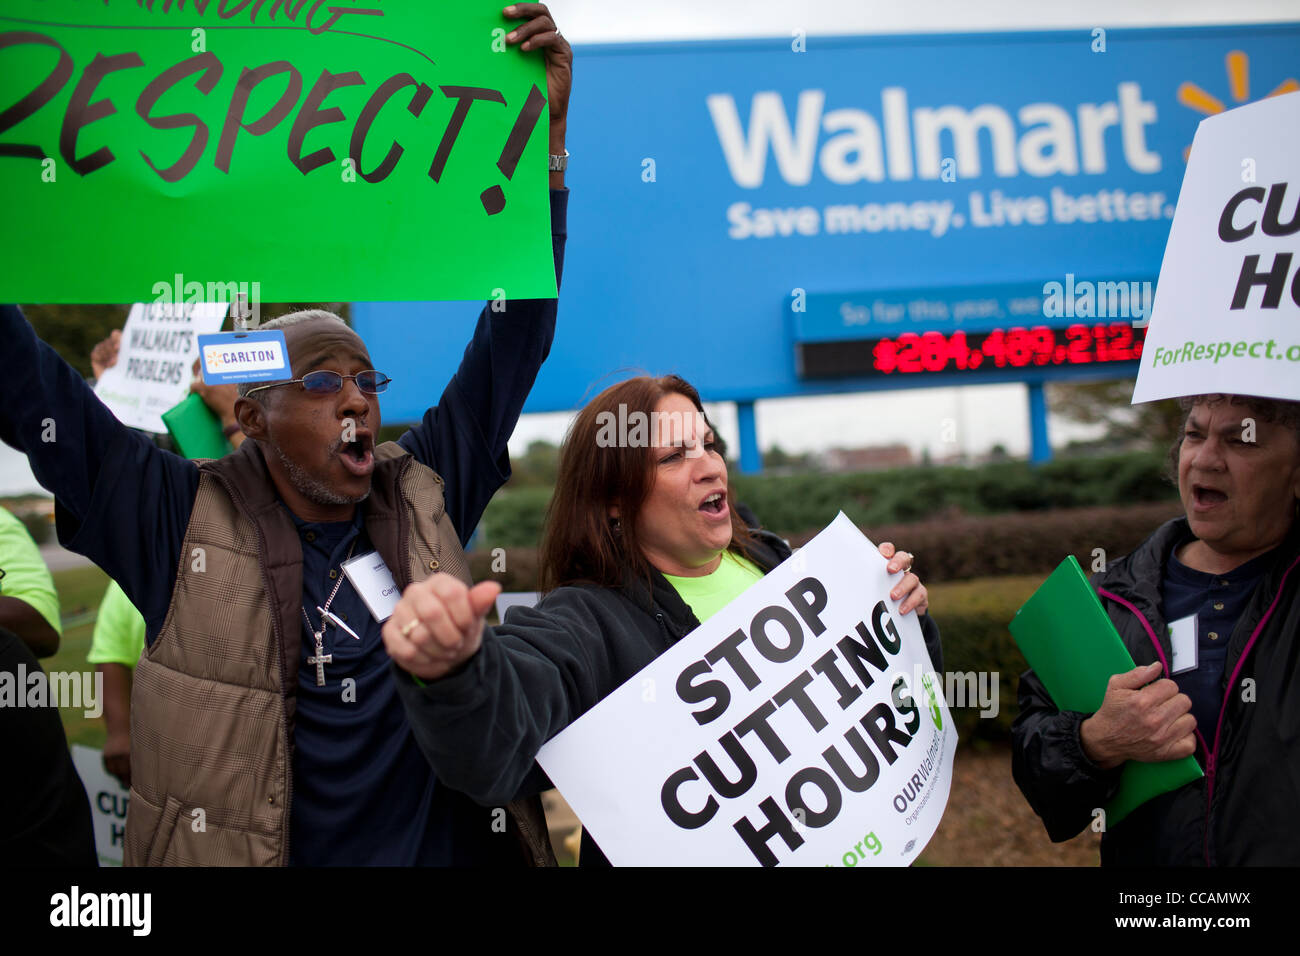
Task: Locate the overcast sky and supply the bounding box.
[3,1,1294,493]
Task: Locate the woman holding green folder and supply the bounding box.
[1013,392,1300,866]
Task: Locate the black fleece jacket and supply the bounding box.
[1012,516,1300,865]
[394,529,943,865]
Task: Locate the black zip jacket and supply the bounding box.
[1011,517,1300,865]
[395,528,943,865]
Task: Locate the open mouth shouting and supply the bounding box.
[1191,483,1229,512]
[699,490,729,519]
[337,430,375,477]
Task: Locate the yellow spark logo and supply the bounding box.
[1177,51,1299,159]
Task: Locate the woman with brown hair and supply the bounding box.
[384,373,941,865]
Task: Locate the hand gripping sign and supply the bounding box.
[537,513,956,867]
[1133,91,1300,404]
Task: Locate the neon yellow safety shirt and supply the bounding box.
[0,507,61,636]
[663,550,764,623]
[88,579,146,667]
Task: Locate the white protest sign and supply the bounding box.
[94,301,228,432]
[537,512,956,867]
[1132,91,1300,404]
[69,744,129,867]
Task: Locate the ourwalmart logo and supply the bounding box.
[1177,50,1299,158]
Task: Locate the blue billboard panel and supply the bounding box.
[355,25,1300,420]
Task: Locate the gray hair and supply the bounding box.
[1177,394,1300,442]
[1167,393,1300,478]
[236,309,349,401]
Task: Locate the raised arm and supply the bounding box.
[0,305,197,637]
[397,187,568,542]
[398,5,572,541]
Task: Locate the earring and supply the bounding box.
[610,516,622,534]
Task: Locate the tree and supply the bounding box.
[1048,378,1184,453]
[509,440,560,487]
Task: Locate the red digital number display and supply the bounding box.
[868,323,1146,376]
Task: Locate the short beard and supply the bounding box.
[275,444,369,507]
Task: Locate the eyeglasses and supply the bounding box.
[245,370,392,397]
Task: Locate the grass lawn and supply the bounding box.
[48,565,111,749]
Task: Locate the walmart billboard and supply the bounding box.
[356,23,1300,419]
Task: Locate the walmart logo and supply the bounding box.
[1177,50,1299,159]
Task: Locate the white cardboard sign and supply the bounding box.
[1132,91,1300,404]
[69,744,129,867]
[537,513,955,867]
[94,301,228,433]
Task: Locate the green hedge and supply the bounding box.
[478,451,1176,550]
[728,450,1174,534]
[19,510,52,545]
[792,501,1184,582]
[925,575,1038,742]
[476,501,1184,587]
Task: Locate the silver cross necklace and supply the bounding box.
[302,538,359,687]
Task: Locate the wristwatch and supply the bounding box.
[549,149,569,172]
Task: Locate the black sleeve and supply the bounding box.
[1010,666,1124,841]
[920,611,942,676]
[397,188,568,545]
[393,588,628,806]
[0,305,197,639]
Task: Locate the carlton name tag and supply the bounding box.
[197,330,290,384]
[343,551,402,623]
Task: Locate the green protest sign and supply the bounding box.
[0,1,555,304]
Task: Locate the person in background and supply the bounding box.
[1013,393,1300,865]
[0,624,97,865]
[0,507,62,658]
[384,373,941,865]
[88,580,144,790]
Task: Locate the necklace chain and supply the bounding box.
[302,537,359,645]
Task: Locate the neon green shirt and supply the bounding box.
[663,551,764,623]
[88,579,146,667]
[0,507,62,636]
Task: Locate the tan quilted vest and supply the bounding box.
[124,439,554,866]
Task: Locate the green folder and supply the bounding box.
[161,393,231,460]
[1009,555,1202,826]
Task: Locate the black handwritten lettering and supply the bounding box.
[215,60,303,173]
[349,72,432,183]
[136,52,225,183]
[0,32,74,160]
[61,51,144,175]
[288,67,364,174]
[428,85,504,183]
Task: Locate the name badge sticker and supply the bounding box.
[197,330,290,385]
[1168,613,1199,675]
[343,551,402,623]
